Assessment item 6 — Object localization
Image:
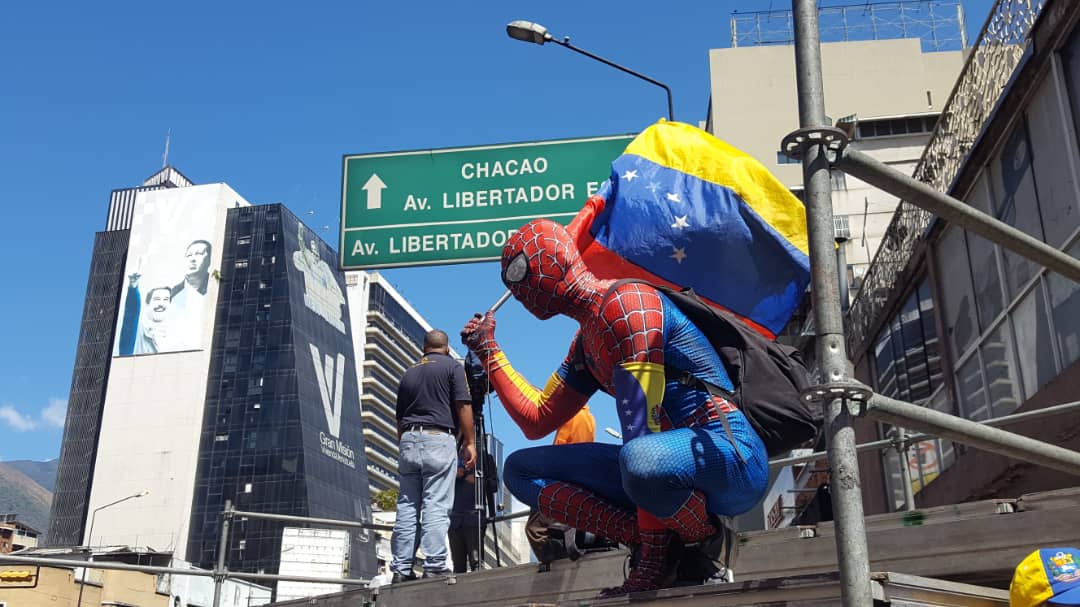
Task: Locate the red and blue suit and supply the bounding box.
[462,219,769,595]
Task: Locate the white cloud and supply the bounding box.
[0,405,38,431]
[41,398,67,428]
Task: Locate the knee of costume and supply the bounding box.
[618,434,694,518]
[503,447,546,509]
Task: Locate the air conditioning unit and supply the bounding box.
[834,215,851,240]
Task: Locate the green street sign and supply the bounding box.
[339,134,634,269]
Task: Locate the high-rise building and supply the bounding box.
[47,170,379,583]
[708,1,966,299]
[344,272,432,497]
[48,166,198,547]
[186,204,376,579]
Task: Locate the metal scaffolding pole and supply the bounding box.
[790,0,874,604]
[893,428,917,512]
[769,400,1080,470]
[835,148,1080,283]
[212,499,232,607]
[865,394,1080,475]
[230,508,391,531]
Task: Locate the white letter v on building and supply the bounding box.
[310,344,345,438]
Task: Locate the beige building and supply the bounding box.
[0,565,164,607]
[708,37,965,288]
[0,515,40,554]
[0,552,271,607]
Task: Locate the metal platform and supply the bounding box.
[264,486,1080,607]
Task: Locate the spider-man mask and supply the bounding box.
[501,219,589,320]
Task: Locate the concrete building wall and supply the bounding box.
[0,566,164,607]
[709,38,963,188]
[708,38,964,288]
[86,184,248,559]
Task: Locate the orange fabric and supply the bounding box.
[553,406,596,445]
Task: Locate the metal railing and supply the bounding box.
[769,400,1080,513]
[731,0,968,52]
[845,0,1045,352]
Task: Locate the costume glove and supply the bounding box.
[461,311,498,355]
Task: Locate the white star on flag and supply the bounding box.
[666,192,681,203]
[626,423,635,431]
[646,181,661,194]
[671,215,689,229]
[671,247,687,263]
[624,409,632,417]
[622,169,638,182]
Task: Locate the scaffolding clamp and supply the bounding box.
[781,126,849,165]
[800,381,873,414]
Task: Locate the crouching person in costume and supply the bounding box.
[461,218,769,596]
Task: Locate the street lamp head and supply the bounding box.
[506,20,552,45]
[137,490,150,497]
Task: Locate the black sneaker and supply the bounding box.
[391,571,417,584]
[422,569,457,584]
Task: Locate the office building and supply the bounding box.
[344,272,431,497]
[709,1,966,295]
[187,204,376,579]
[47,170,379,585]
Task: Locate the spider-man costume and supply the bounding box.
[462,218,769,595]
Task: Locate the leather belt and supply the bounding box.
[401,423,453,434]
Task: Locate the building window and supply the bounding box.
[234,259,249,269]
[856,115,938,139]
[237,236,252,246]
[776,151,800,165]
[872,278,951,506]
[935,227,978,360]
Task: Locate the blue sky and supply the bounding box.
[0,0,995,464]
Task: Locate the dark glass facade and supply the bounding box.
[47,230,130,546]
[188,205,375,581]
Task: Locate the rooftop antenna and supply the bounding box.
[162,128,171,169]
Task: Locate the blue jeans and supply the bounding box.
[391,429,458,574]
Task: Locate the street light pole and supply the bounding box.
[506,20,675,122]
[76,490,150,607]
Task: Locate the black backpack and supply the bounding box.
[593,279,820,457]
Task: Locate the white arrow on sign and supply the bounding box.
[363,174,387,210]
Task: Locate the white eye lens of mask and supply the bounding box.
[505,253,528,283]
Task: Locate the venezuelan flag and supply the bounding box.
[568,121,809,339]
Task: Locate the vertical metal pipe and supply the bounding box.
[895,428,917,512]
[212,500,233,607]
[791,1,874,605]
[836,237,850,313]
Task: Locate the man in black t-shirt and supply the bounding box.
[390,329,476,582]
